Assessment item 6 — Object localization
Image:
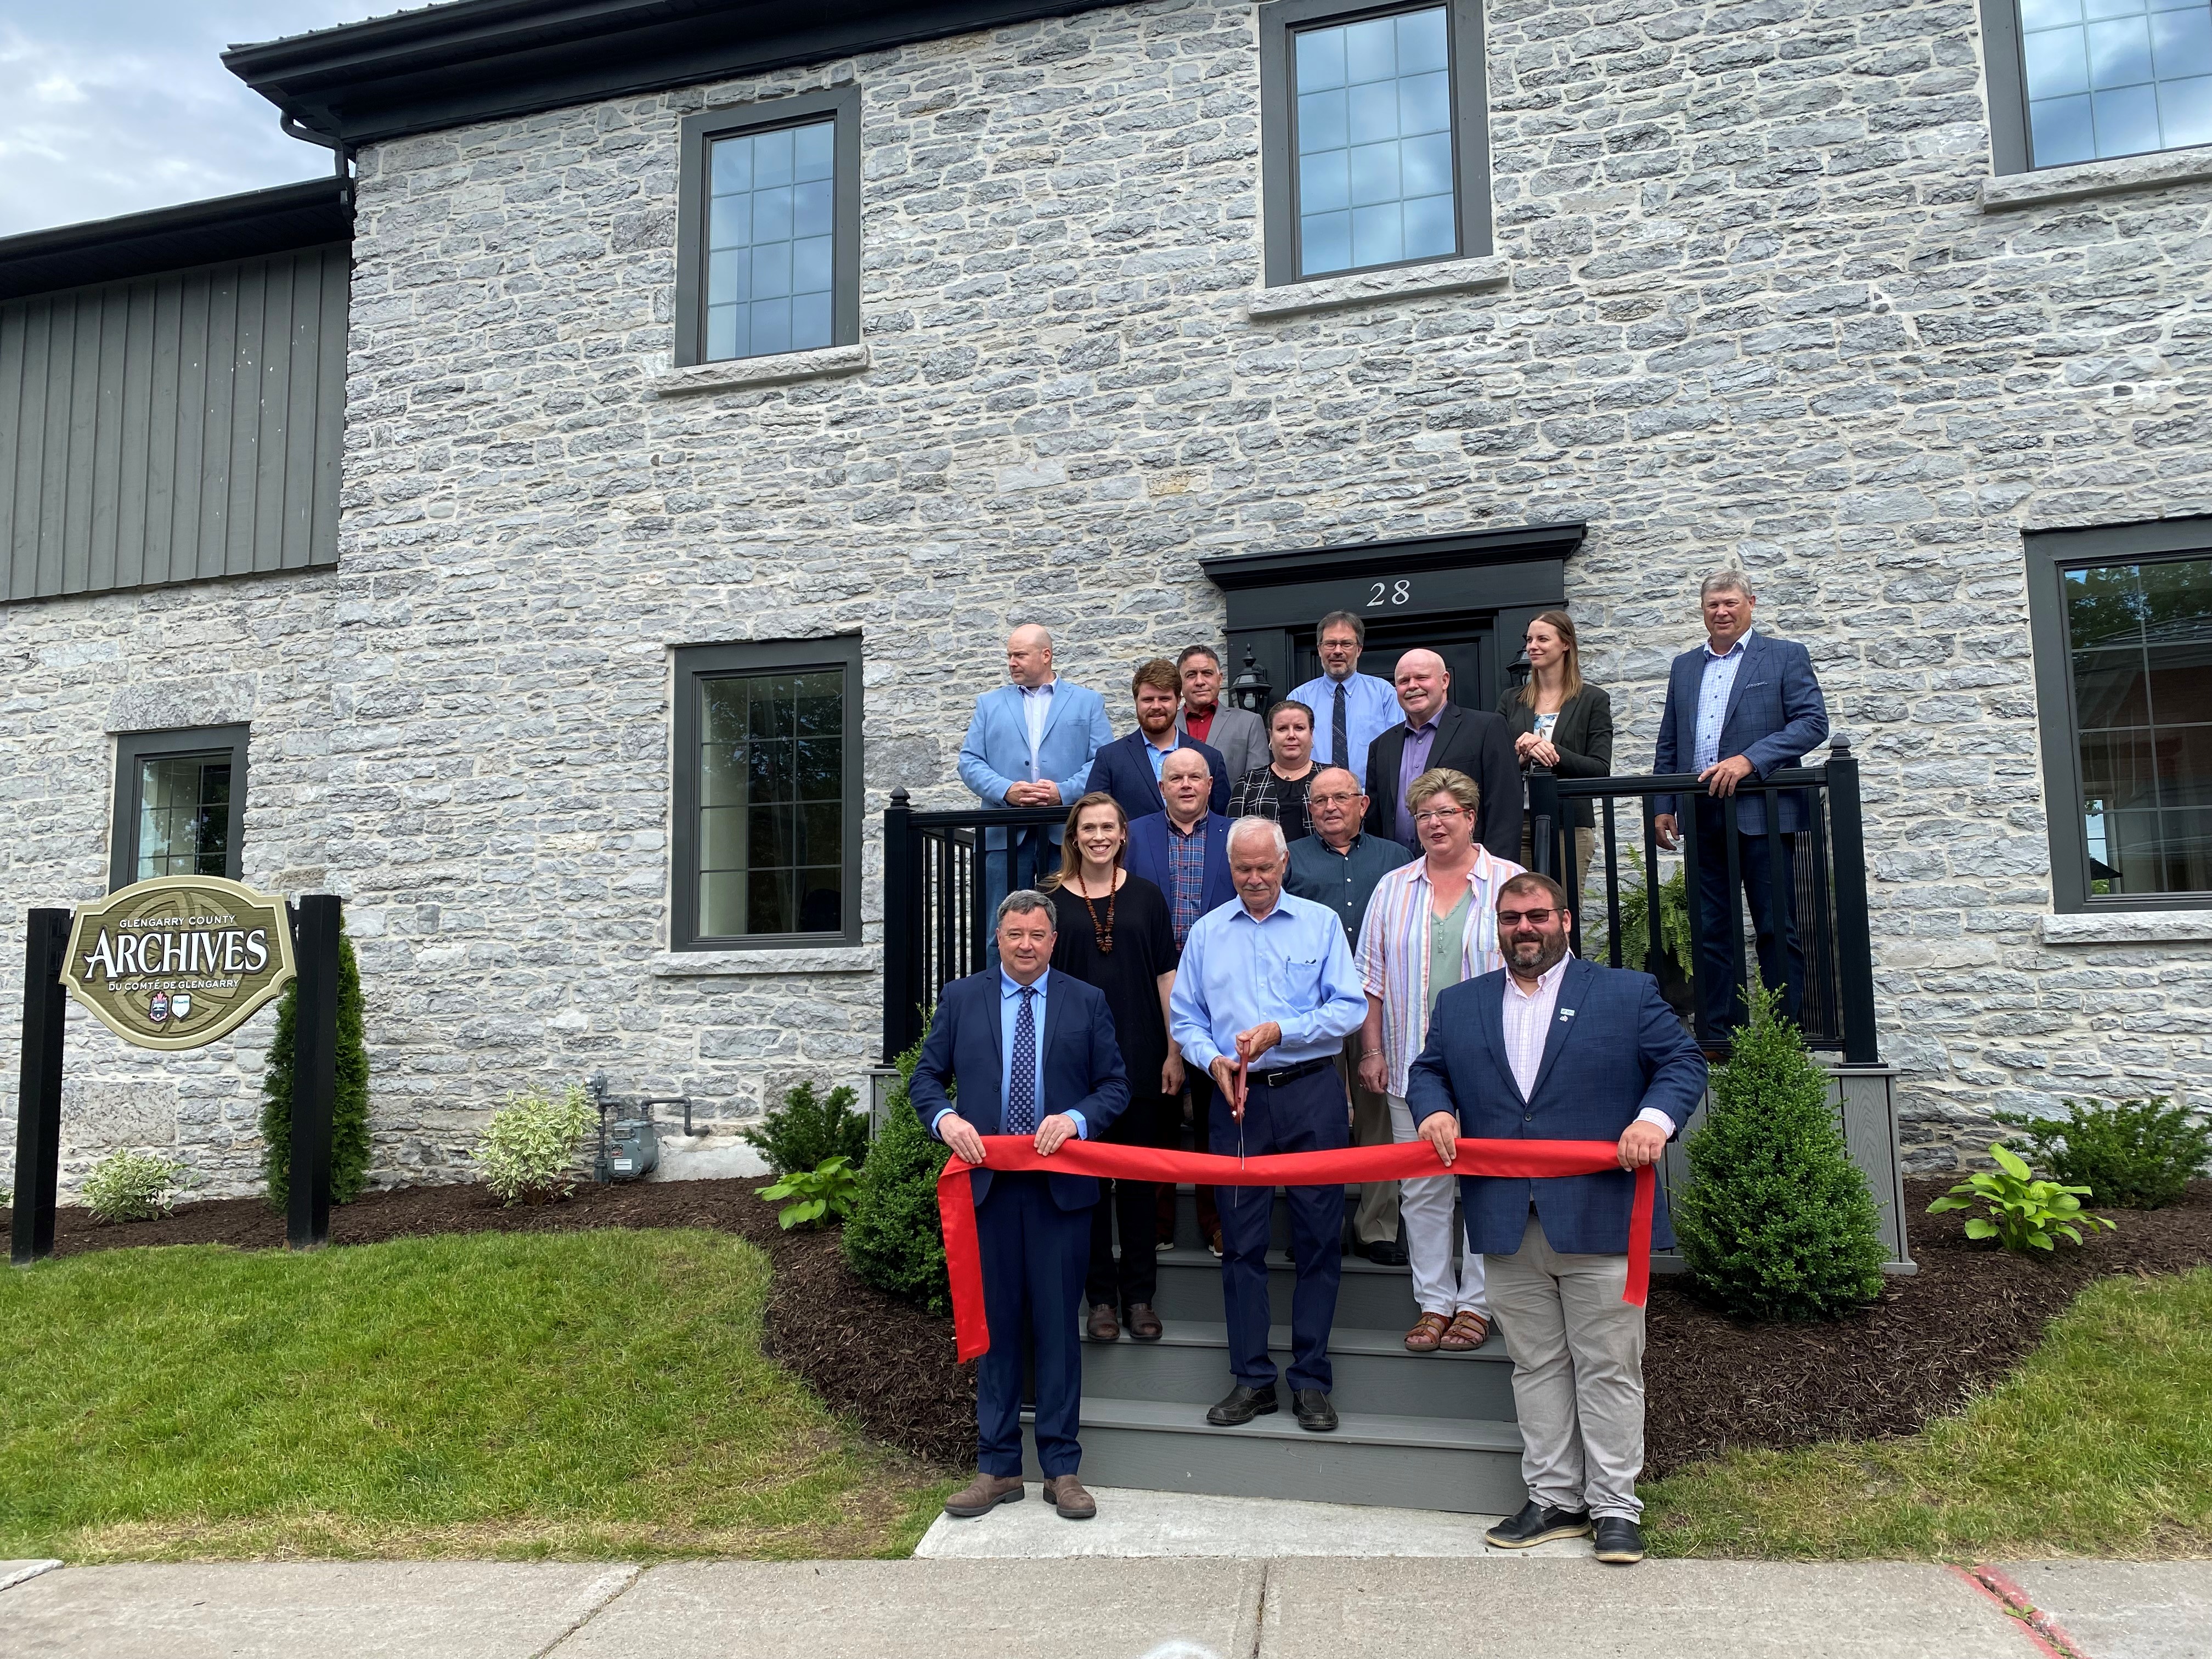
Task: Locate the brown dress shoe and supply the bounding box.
[1125,1302,1163,1342]
[941,1473,1024,1518]
[1045,1475,1097,1519]
[1085,1302,1120,1342]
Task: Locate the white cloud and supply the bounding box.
[0,3,393,237]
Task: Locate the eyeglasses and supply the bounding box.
[1308,792,1359,808]
[1412,807,1466,824]
[1496,908,1559,927]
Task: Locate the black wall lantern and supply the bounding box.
[1227,647,1272,714]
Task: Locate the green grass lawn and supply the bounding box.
[1645,1266,2212,1560]
[0,1229,951,1562]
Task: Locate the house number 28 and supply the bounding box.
[1366,579,1412,608]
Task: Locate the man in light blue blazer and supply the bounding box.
[1651,572,1830,1039]
[957,624,1115,908]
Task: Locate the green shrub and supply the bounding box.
[1673,984,1888,1321]
[1930,1143,2117,1252]
[474,1084,596,1205]
[261,930,372,1209]
[742,1080,869,1177]
[843,1035,952,1316]
[760,1155,861,1230]
[1994,1096,2212,1210]
[82,1149,186,1223]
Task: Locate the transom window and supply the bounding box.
[109,726,249,890]
[673,88,861,369]
[671,639,862,949]
[2063,555,2212,898]
[1259,0,1491,287]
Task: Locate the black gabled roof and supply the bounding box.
[224,0,1128,149]
[0,179,352,302]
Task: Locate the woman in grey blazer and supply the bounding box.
[1496,610,1613,893]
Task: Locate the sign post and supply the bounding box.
[11,878,330,1263]
[10,910,69,1268]
[287,895,342,1250]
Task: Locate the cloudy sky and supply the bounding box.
[0,1,408,238]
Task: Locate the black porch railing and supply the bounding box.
[1525,737,1877,1063]
[882,738,1878,1065]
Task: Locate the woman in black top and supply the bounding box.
[1226,698,1319,842]
[1496,610,1614,893]
[1044,790,1182,1344]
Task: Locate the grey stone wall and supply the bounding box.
[7,0,2212,1199]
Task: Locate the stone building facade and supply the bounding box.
[5,0,2212,1199]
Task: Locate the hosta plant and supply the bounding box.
[759,1155,860,1230]
[1928,1143,2117,1253]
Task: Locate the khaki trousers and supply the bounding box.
[1336,1042,1399,1246]
[1389,1093,1486,1317]
[1485,1210,1646,1520]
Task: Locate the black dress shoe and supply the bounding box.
[1483,1499,1593,1549]
[1292,1388,1338,1432]
[1206,1383,1278,1425]
[1593,1516,1645,1564]
[1363,1237,1409,1266]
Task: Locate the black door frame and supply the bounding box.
[1199,522,1586,711]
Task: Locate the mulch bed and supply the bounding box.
[10,1175,2211,1478]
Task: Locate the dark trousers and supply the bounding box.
[1088,1092,1171,1310]
[1693,797,1802,1036]
[975,1171,1089,1479]
[1209,1064,1347,1394]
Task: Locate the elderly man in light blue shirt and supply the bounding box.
[1169,815,1365,1436]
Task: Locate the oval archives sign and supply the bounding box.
[60,876,297,1051]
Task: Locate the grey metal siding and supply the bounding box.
[0,244,348,603]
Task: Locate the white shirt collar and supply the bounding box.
[1704,635,1748,661]
[1020,677,1057,697]
[1505,954,1573,1000]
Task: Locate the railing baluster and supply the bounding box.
[1766,791,1791,1032]
[1723,792,1745,1032]
[1823,741,1879,1064]
[1602,795,1622,969]
[1675,790,1709,1047]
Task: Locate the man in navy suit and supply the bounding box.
[1086,657,1232,823]
[1407,871,1706,1565]
[1651,571,1830,1039]
[1125,748,1237,950]
[910,890,1130,1523]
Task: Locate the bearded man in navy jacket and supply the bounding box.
[909,889,1129,1525]
[1406,871,1706,1567]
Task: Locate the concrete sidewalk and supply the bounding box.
[5,1549,2208,1658]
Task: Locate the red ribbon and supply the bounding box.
[935,1137,1653,1363]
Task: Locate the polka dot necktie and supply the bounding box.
[1006,985,1038,1136]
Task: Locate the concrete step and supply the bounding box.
[1149,1247,1432,1329]
[1025,1396,1526,1514]
[1080,1320,1517,1420]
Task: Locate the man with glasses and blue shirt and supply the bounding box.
[1289,611,1400,787]
[911,891,1130,1525]
[1170,816,1367,1435]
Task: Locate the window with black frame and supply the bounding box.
[672,87,862,368]
[1258,0,1491,286]
[672,639,862,948]
[110,726,249,890]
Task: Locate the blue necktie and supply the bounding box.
[1331,680,1349,770]
[1006,986,1039,1136]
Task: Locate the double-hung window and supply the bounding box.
[671,638,863,949]
[1259,0,1492,285]
[110,726,248,890]
[673,87,861,366]
[1984,0,2212,169]
[2027,518,2212,911]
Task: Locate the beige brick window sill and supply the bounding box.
[1980,148,2212,212]
[649,946,879,976]
[647,343,871,396]
[2037,912,2212,945]
[1244,255,1511,321]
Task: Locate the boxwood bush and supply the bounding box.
[843,1036,952,1316]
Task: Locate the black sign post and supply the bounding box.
[10,909,70,1267]
[286,895,342,1250]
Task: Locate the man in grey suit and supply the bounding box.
[1177,646,1268,781]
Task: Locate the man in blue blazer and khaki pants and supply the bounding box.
[1652,570,1831,1039]
[910,889,1129,1522]
[1407,870,1706,1565]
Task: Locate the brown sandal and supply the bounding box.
[1440,1310,1491,1351]
[1403,1311,1451,1352]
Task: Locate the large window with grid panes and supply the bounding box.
[109,726,248,890]
[1986,0,2212,168]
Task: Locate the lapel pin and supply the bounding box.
[1559,1008,1576,1021]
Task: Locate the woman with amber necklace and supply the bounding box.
[1043,791,1183,1344]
